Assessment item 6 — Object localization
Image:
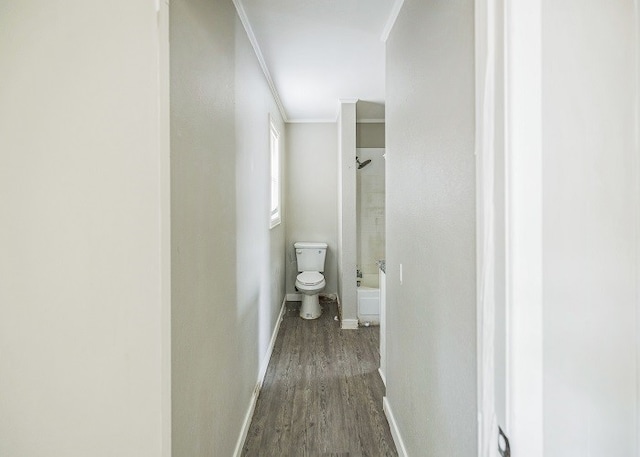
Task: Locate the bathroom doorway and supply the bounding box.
[354,118,386,379]
[355,147,385,324]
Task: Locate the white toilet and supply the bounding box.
[294,241,327,319]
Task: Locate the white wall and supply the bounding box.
[285,123,338,295]
[356,148,385,276]
[541,2,638,455]
[338,101,359,325]
[170,1,286,455]
[385,0,477,454]
[0,2,169,456]
[235,11,287,389]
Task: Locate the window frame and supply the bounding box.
[269,116,281,229]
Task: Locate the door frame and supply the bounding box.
[476,1,544,456]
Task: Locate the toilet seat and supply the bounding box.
[296,271,324,286]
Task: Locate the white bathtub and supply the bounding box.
[357,274,380,325]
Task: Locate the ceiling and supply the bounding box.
[235,0,400,122]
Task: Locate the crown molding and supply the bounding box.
[380,0,405,42]
[233,0,289,122]
[286,118,338,124]
[357,118,386,124]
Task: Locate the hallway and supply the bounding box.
[242,299,397,456]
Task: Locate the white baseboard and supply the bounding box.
[232,298,286,457]
[378,367,387,387]
[358,315,380,325]
[341,318,359,330]
[258,298,286,383]
[383,396,409,457]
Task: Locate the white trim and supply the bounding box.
[475,0,500,455]
[379,268,387,388]
[232,298,287,457]
[475,0,483,450]
[380,0,406,42]
[157,1,171,454]
[383,397,409,457]
[286,118,338,124]
[258,298,287,384]
[339,98,359,104]
[232,0,288,122]
[357,118,386,124]
[269,115,282,229]
[233,384,260,457]
[341,318,359,330]
[635,1,640,452]
[378,367,387,387]
[504,0,543,455]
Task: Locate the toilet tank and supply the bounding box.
[294,242,327,272]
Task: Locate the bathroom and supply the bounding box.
[355,123,385,325]
[285,114,385,325]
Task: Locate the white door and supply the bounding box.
[478,2,640,457]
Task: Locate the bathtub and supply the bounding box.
[357,274,380,325]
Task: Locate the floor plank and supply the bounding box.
[242,298,398,457]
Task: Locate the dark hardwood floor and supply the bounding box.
[242,298,398,457]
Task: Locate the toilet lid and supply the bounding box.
[296,271,324,286]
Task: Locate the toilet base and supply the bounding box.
[300,294,321,319]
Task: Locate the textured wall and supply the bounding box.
[171,1,286,455]
[0,2,168,455]
[385,0,477,454]
[541,2,638,455]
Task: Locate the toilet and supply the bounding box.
[294,241,327,319]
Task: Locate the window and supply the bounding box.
[269,117,281,228]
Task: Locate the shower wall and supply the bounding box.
[356,147,385,276]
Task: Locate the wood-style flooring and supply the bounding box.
[242,298,398,457]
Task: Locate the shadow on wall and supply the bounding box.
[356,100,385,120]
